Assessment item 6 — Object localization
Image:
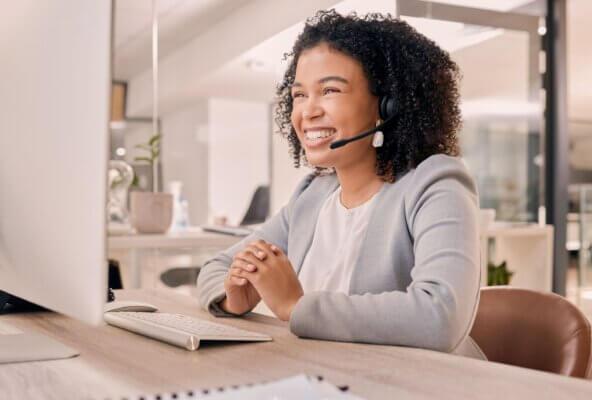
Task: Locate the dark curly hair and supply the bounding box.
[275,10,461,179]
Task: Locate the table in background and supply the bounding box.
[108,227,242,288]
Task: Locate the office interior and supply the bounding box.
[110,0,592,315]
[2,0,592,398]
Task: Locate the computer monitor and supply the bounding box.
[0,0,112,340]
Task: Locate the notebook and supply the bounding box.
[116,374,364,400]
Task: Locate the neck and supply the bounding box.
[335,158,384,209]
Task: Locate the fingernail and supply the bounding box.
[257,251,265,258]
[247,264,256,272]
[239,278,247,285]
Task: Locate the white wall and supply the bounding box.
[208,98,270,225]
[270,111,310,215]
[161,101,210,225]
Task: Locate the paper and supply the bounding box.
[134,374,364,400]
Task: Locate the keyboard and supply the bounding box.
[201,225,253,236]
[104,312,272,351]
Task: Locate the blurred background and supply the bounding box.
[106,0,592,319]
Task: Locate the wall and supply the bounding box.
[208,98,270,225]
[161,100,210,225]
[270,110,311,215]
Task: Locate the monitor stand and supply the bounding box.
[0,290,50,313]
[0,291,79,364]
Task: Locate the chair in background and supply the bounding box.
[470,286,592,378]
[160,185,270,288]
[239,185,270,226]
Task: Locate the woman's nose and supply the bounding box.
[301,97,323,120]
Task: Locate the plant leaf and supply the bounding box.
[134,157,153,164]
[148,134,161,146]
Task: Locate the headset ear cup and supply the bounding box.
[379,96,396,120]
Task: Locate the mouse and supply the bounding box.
[103,300,159,313]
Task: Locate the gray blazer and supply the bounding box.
[197,154,485,359]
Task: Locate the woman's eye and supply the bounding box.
[292,92,305,99]
[322,87,340,95]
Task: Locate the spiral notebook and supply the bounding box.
[115,374,364,400]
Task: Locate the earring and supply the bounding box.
[372,119,383,148]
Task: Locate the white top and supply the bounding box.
[298,186,381,294]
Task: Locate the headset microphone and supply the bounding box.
[329,95,397,150]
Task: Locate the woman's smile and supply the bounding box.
[302,126,338,148]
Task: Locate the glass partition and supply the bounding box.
[397,0,545,223]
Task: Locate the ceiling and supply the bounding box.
[113,0,250,79]
[113,0,591,125]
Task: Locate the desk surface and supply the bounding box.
[1,289,591,400]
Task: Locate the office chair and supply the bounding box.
[160,185,270,288]
[470,286,592,378]
[239,185,270,226]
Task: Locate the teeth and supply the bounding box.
[305,129,336,140]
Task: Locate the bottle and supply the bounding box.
[168,181,188,232]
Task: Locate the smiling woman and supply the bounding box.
[276,10,461,180]
[289,44,381,175]
[197,10,484,359]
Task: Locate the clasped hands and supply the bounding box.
[220,239,303,321]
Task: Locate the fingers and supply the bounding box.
[225,272,246,288]
[229,265,258,286]
[233,249,266,270]
[230,275,248,286]
[232,258,257,273]
[245,240,281,259]
[226,265,253,287]
[253,239,282,256]
[244,245,268,261]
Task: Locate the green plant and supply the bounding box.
[134,133,161,192]
[487,260,514,286]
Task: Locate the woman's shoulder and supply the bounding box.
[401,154,478,202]
[413,153,470,177]
[407,154,473,185]
[289,171,338,203]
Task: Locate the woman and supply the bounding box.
[197,10,484,359]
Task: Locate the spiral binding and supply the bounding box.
[106,375,350,400]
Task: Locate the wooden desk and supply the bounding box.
[1,289,591,399]
[108,228,241,288]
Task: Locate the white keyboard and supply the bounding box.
[104,312,272,351]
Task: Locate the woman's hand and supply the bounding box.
[233,240,303,321]
[220,267,261,315]
[219,241,278,315]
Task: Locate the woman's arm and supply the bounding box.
[288,157,481,352]
[197,174,315,316]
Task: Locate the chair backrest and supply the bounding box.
[240,185,270,226]
[470,286,591,378]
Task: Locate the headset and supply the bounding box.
[329,95,397,150]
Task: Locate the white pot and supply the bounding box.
[130,192,173,234]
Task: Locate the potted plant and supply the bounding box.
[487,260,514,286]
[129,133,173,234]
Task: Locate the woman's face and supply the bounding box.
[290,42,379,170]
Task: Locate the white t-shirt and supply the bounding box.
[298,185,381,294]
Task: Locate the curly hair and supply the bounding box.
[274,10,461,179]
